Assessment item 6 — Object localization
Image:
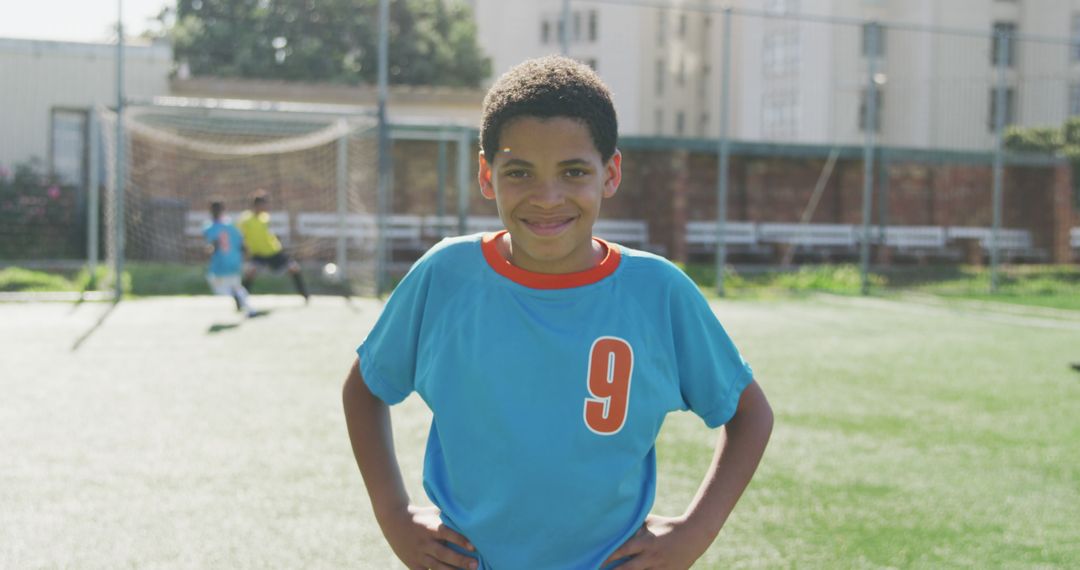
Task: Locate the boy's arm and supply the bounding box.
[341,358,478,570]
[603,380,773,569]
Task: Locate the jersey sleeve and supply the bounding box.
[356,255,436,405]
[667,270,754,428]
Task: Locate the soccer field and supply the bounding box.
[2,294,1077,568]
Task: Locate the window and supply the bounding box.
[676,111,686,136]
[858,88,883,132]
[861,23,885,57]
[1072,13,1080,61]
[678,13,687,39]
[574,11,582,41]
[700,64,710,99]
[655,109,664,135]
[698,113,710,137]
[588,10,598,42]
[541,20,550,44]
[988,87,1016,130]
[991,22,1017,67]
[677,58,685,87]
[657,11,667,45]
[765,91,800,135]
[763,31,800,76]
[656,59,665,95]
[1071,83,1080,116]
[583,58,597,71]
[50,109,87,186]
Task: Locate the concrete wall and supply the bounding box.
[0,37,172,171]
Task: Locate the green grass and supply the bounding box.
[2,295,1077,568]
[7,262,1080,311]
[682,263,1080,311]
[0,264,313,298]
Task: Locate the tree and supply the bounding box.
[1004,117,1080,205]
[162,0,490,87]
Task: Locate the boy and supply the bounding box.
[237,189,310,303]
[342,56,773,569]
[203,200,257,318]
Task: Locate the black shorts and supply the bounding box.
[250,251,292,272]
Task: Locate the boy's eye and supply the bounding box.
[565,168,588,178]
[504,169,530,179]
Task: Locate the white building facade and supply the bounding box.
[468,0,1080,151]
[0,37,173,184]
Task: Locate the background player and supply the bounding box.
[237,189,309,303]
[342,56,773,569]
[203,199,257,317]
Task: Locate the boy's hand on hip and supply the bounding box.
[602,514,710,570]
[382,504,477,570]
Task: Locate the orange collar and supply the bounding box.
[481,230,621,289]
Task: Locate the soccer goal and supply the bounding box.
[97,99,380,296]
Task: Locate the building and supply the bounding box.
[468,0,1080,151]
[0,37,172,185]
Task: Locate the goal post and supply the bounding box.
[97,100,381,297]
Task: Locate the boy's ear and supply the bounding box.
[478,151,496,200]
[602,149,623,199]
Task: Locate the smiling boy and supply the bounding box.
[342,56,773,569]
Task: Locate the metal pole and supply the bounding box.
[456,128,470,236]
[335,125,348,277]
[87,109,100,287]
[437,133,447,236]
[859,22,879,296]
[113,0,125,301]
[560,0,571,55]
[990,28,1009,293]
[714,7,733,297]
[375,0,391,296]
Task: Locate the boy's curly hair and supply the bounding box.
[480,55,618,164]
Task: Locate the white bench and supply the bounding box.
[1070,227,1080,249]
[947,226,1033,250]
[758,223,857,248]
[185,211,291,245]
[593,219,649,248]
[947,226,1043,261]
[883,225,947,250]
[295,212,423,250]
[686,220,759,248]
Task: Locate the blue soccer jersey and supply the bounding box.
[357,231,754,570]
[203,221,245,277]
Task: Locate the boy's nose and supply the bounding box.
[530,180,566,207]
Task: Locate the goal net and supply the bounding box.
[98,101,380,296]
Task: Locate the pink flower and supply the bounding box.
[47,185,61,199]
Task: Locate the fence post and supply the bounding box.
[335,125,348,278]
[990,27,1010,293]
[859,21,880,296]
[456,128,471,236]
[113,0,126,301]
[437,133,447,236]
[715,6,733,297]
[87,109,101,288]
[375,0,390,296]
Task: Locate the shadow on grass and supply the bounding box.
[206,309,271,334]
[71,301,118,352]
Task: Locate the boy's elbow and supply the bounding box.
[738,380,774,434]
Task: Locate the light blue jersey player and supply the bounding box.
[203,200,256,317]
[342,56,773,570]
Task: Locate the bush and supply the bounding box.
[0,159,82,259]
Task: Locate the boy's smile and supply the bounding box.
[478,116,622,275]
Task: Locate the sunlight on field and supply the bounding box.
[1,294,1077,568]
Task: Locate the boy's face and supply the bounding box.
[478,116,621,274]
